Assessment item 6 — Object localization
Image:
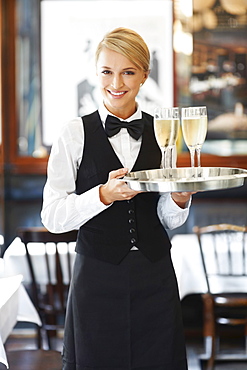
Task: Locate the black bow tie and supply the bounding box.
[105,115,144,140]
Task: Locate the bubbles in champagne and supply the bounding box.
[154,119,179,148]
[182,116,207,147]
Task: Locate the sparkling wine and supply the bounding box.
[154,119,179,148]
[182,116,207,147]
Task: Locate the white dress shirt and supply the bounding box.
[41,104,190,233]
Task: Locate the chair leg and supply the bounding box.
[45,313,58,350]
[203,336,215,370]
[47,331,52,350]
[201,294,216,370]
[245,322,247,354]
[36,325,42,349]
[245,335,247,355]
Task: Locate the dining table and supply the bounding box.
[171,233,247,299]
[3,237,76,286]
[0,260,42,369]
[3,233,247,301]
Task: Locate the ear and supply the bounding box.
[142,70,150,85]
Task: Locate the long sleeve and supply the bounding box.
[157,193,191,230]
[41,118,110,233]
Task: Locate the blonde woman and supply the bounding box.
[41,28,192,370]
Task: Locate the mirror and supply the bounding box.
[14,0,247,160]
[191,0,247,156]
[16,0,174,154]
[175,0,247,157]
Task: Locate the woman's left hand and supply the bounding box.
[171,191,196,209]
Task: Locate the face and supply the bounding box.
[96,47,148,119]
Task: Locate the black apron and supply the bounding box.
[62,250,188,370]
[62,111,188,369]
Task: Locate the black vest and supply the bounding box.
[75,110,171,264]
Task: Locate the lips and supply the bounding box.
[107,90,127,97]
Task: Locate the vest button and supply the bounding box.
[130,238,136,244]
[129,228,136,233]
[128,209,134,214]
[128,219,135,224]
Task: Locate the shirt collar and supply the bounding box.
[99,103,142,127]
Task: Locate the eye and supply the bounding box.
[101,70,111,75]
[123,71,135,75]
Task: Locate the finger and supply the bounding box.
[108,168,129,180]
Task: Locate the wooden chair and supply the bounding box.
[17,227,78,350]
[193,224,247,370]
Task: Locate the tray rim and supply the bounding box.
[122,167,247,192]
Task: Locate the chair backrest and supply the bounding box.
[193,224,247,294]
[17,227,78,310]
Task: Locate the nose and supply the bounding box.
[111,74,124,90]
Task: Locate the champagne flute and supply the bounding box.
[196,106,208,167]
[181,106,207,168]
[154,107,180,169]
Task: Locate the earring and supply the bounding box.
[140,83,143,87]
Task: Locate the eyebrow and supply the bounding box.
[100,66,137,70]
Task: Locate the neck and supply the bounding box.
[104,102,137,120]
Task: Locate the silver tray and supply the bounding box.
[123,167,247,192]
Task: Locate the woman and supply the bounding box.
[41,27,192,370]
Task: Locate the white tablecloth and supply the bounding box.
[4,234,247,303]
[3,237,76,285]
[0,264,42,368]
[171,234,247,299]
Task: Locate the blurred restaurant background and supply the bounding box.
[0,0,247,369]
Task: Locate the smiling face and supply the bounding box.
[96,47,149,119]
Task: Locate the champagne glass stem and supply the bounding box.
[161,148,166,169]
[166,147,173,169]
[165,148,171,169]
[170,145,176,169]
[168,147,175,178]
[196,147,201,167]
[189,147,196,167]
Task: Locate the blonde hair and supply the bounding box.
[95,27,150,72]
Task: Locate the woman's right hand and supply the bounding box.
[99,168,142,205]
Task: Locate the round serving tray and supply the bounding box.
[123,167,247,192]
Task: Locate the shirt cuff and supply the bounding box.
[157,193,191,230]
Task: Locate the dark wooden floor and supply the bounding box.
[1,329,247,369]
[187,337,247,369]
[0,328,63,370]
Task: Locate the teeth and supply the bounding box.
[110,91,125,96]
